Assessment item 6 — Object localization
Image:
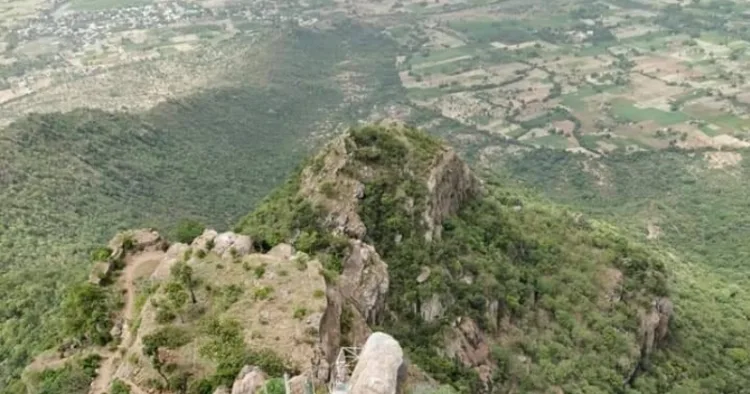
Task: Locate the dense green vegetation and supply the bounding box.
[0,21,402,392]
[240,126,672,392]
[503,148,750,392]
[60,283,113,346]
[25,355,100,394]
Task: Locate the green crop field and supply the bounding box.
[69,0,153,11]
[612,99,689,125]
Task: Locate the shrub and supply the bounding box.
[80,354,101,378]
[294,256,308,271]
[121,236,136,252]
[319,182,337,198]
[175,219,204,244]
[253,286,273,300]
[111,379,132,394]
[90,246,112,262]
[293,307,308,320]
[253,266,266,279]
[34,363,91,394]
[142,326,191,357]
[265,378,285,394]
[312,289,325,299]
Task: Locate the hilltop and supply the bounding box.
[24,125,683,394]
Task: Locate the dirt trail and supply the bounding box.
[88,251,164,394]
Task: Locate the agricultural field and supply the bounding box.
[380,0,750,155]
[0,0,324,126]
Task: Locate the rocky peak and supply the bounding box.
[423,147,480,241]
[299,125,479,242]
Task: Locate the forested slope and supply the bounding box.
[0,22,401,392]
[502,148,750,392]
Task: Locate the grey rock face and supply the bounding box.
[348,332,404,394]
[214,231,253,259]
[231,366,267,394]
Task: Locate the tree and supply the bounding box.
[171,261,197,304]
[163,281,189,322]
[61,283,112,345]
[142,326,190,386]
[175,219,204,244]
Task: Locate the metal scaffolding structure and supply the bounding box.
[328,347,361,393]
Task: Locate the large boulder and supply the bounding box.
[214,231,253,259]
[288,374,312,394]
[231,366,267,394]
[348,332,405,394]
[191,229,218,252]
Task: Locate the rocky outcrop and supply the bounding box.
[116,245,328,390]
[339,240,389,325]
[299,136,368,240]
[213,231,253,258]
[231,366,267,394]
[348,332,405,394]
[109,228,168,257]
[443,317,492,383]
[625,297,674,386]
[319,240,390,373]
[88,261,113,285]
[288,374,311,394]
[89,229,169,285]
[419,293,445,323]
[190,229,253,259]
[640,297,673,355]
[423,148,480,241]
[191,229,218,252]
[150,242,189,280]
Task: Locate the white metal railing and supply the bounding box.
[328,347,361,393]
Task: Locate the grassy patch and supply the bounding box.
[69,0,152,11]
[409,45,481,67]
[448,20,536,44]
[407,87,447,101]
[561,86,599,111]
[530,133,569,149]
[611,99,689,125]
